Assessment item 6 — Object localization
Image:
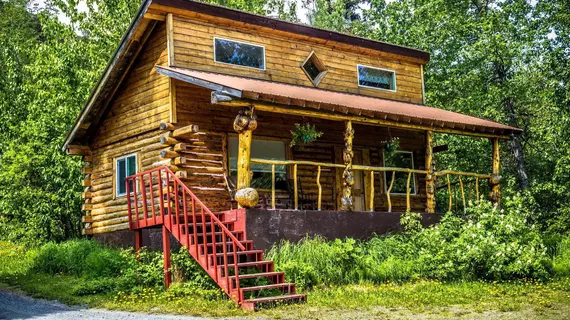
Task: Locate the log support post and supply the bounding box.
[134,230,143,253]
[233,107,259,208]
[425,131,436,213]
[490,138,501,205]
[340,120,354,211]
[162,225,172,289]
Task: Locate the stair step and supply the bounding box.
[241,283,295,292]
[213,249,263,258]
[245,294,307,304]
[203,240,252,247]
[234,261,273,268]
[230,271,283,280]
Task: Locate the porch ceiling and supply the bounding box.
[156,66,521,138]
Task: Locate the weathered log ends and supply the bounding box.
[340,120,354,211]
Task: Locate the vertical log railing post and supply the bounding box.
[447,174,452,212]
[368,171,374,212]
[406,171,412,212]
[490,138,501,204]
[316,165,322,211]
[340,120,355,211]
[459,175,466,212]
[271,164,276,210]
[387,172,395,213]
[293,164,298,210]
[475,177,480,202]
[425,131,436,213]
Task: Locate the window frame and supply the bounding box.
[356,64,397,92]
[382,150,417,195]
[300,51,328,87]
[227,135,289,191]
[115,153,138,198]
[213,37,266,71]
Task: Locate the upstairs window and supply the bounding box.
[301,51,328,86]
[229,137,287,190]
[116,154,137,197]
[214,37,265,70]
[357,65,396,91]
[383,151,416,195]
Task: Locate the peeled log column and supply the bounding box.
[340,120,354,211]
[425,131,436,213]
[490,138,501,204]
[233,107,258,208]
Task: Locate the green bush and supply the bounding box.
[553,234,570,276]
[268,198,551,288]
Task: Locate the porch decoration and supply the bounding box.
[234,187,259,208]
[290,122,323,147]
[340,120,355,211]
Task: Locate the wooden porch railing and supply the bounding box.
[251,158,492,213]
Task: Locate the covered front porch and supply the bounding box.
[156,65,518,216]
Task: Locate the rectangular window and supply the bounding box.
[357,65,396,91]
[214,37,265,70]
[383,151,416,195]
[116,154,137,197]
[228,137,287,190]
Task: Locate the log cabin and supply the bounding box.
[62,0,521,309]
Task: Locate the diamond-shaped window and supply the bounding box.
[301,51,327,86]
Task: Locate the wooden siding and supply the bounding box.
[83,23,169,235]
[174,80,427,212]
[149,7,424,104]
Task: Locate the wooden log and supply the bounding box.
[234,108,256,190]
[81,166,93,175]
[81,215,93,223]
[82,177,92,187]
[387,171,395,213]
[340,120,354,211]
[368,171,374,212]
[160,149,179,159]
[176,171,188,179]
[406,172,412,212]
[81,191,93,199]
[294,164,298,210]
[82,203,93,211]
[66,145,91,156]
[447,174,452,212]
[490,138,501,204]
[317,165,322,211]
[160,135,179,146]
[272,164,276,210]
[172,124,199,137]
[159,122,176,131]
[425,131,436,213]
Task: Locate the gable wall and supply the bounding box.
[147,4,424,104]
[84,23,170,235]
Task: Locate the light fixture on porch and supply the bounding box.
[301,51,328,86]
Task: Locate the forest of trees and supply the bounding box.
[0,0,568,243]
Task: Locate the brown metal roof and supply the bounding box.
[157,66,521,137]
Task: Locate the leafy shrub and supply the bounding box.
[553,234,570,276]
[268,198,551,288]
[71,278,117,296]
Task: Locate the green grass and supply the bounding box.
[2,240,570,319]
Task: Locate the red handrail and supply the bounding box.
[126,166,245,301]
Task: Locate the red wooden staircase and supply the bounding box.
[126,166,306,311]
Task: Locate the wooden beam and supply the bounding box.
[159,122,176,131]
[144,12,165,21]
[214,99,511,139]
[169,78,177,123]
[160,134,179,146]
[160,149,179,159]
[82,177,92,187]
[234,108,256,190]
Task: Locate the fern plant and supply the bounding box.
[290,123,323,147]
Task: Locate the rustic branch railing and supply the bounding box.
[251,158,492,213]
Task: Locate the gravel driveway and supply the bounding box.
[0,289,210,320]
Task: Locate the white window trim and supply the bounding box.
[115,153,138,197]
[357,64,397,92]
[382,150,417,195]
[213,37,266,71]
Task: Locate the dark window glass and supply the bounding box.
[302,58,321,81]
[214,38,265,69]
[384,151,415,194]
[117,155,137,196]
[358,65,396,90]
[229,137,287,190]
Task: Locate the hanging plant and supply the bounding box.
[290,123,323,147]
[383,137,400,154]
